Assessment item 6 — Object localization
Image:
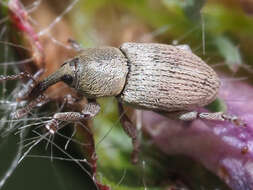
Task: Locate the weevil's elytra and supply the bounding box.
[119,43,220,111]
[8,42,240,164]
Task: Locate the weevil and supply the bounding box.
[2,42,241,163]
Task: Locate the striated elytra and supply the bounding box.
[120,43,220,111]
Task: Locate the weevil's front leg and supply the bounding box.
[0,72,34,82]
[168,111,245,126]
[0,69,44,100]
[46,100,100,134]
[18,69,44,100]
[118,102,140,164]
[11,94,49,119]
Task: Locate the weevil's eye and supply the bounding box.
[61,74,73,85]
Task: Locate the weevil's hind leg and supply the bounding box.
[118,102,140,164]
[67,38,84,52]
[46,100,101,134]
[198,112,245,126]
[165,111,245,127]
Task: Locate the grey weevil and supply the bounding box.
[3,42,242,163]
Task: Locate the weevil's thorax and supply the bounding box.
[75,47,129,98]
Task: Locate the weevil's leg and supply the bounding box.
[11,94,49,119]
[198,112,245,126]
[81,99,101,119]
[0,72,33,82]
[67,38,84,52]
[64,94,78,105]
[118,102,140,164]
[18,69,44,100]
[54,101,100,122]
[0,69,44,100]
[59,94,78,111]
[172,111,245,126]
[46,100,101,134]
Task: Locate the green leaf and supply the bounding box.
[215,36,242,72]
[206,98,227,112]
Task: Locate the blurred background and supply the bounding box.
[0,0,253,190]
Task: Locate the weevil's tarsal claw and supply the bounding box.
[198,112,246,126]
[222,114,246,127]
[174,111,246,127]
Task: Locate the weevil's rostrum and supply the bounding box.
[119,43,220,111]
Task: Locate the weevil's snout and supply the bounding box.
[28,57,78,99]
